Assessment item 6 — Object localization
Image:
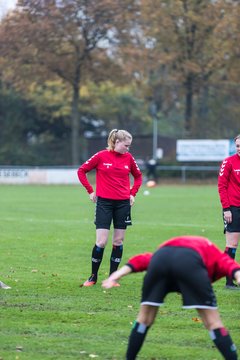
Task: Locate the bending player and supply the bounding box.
[102,235,240,360]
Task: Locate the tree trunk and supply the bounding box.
[184,75,193,135]
[198,84,209,136]
[71,63,81,165]
[71,84,80,165]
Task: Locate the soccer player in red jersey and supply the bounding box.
[78,129,142,287]
[218,134,240,289]
[102,235,240,360]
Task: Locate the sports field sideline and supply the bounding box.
[0,184,239,359]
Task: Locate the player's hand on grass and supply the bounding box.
[102,265,132,289]
[234,270,240,286]
[102,279,118,289]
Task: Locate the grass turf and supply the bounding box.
[0,184,239,359]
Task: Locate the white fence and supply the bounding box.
[0,165,219,184]
[0,167,79,184]
[156,165,219,183]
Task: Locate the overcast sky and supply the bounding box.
[0,0,17,18]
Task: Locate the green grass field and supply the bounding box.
[0,184,240,360]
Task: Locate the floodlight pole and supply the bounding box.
[153,116,158,160]
[149,102,158,160]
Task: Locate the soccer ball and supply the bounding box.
[146,180,156,188]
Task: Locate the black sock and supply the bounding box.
[225,247,236,259]
[225,247,236,285]
[126,321,149,360]
[210,328,238,360]
[109,245,123,275]
[90,245,104,281]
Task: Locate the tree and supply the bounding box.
[80,81,149,134]
[0,0,129,164]
[0,82,69,165]
[115,0,238,136]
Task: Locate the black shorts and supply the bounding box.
[94,197,132,230]
[223,206,240,233]
[141,247,217,309]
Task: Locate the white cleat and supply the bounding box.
[0,281,11,289]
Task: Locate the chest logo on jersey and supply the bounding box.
[124,165,129,169]
[103,163,112,169]
[234,169,240,175]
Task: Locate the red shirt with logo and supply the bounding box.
[127,236,240,282]
[218,153,240,209]
[77,150,142,199]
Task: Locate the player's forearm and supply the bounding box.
[102,265,133,289]
[108,265,132,282]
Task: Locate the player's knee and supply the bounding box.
[226,240,238,248]
[138,312,156,327]
[112,238,124,246]
[205,319,223,331]
[226,233,239,248]
[96,240,107,248]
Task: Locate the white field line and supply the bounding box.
[2,216,89,224]
[2,216,217,228]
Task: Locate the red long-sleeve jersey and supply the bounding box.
[127,236,240,282]
[218,153,240,209]
[77,150,142,199]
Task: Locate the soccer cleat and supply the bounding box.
[0,281,11,289]
[83,279,96,287]
[225,284,240,290]
[81,274,97,287]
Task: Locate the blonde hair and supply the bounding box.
[234,134,240,142]
[107,129,132,151]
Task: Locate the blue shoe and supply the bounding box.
[225,284,240,290]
